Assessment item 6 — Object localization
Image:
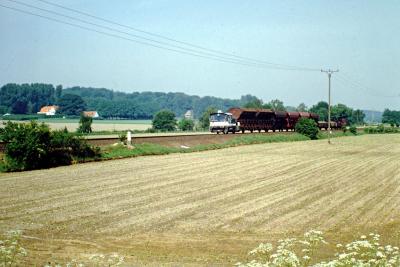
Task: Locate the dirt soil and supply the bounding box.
[0,134,399,266]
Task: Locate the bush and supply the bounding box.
[152,110,177,132]
[377,124,385,133]
[178,118,194,131]
[295,118,319,140]
[199,106,217,129]
[77,113,93,133]
[342,126,347,133]
[0,121,100,171]
[349,125,357,135]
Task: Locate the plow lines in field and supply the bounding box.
[0,134,399,265]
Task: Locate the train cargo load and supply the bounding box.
[228,108,274,133]
[287,112,300,130]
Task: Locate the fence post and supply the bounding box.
[127,131,132,146]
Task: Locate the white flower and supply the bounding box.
[376,251,385,258]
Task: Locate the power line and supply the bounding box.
[336,73,399,98]
[7,0,294,69]
[34,0,320,71]
[1,3,312,70]
[15,0,320,72]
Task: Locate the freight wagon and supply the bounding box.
[209,108,345,134]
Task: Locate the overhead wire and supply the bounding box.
[336,73,399,98]
[1,0,320,71]
[5,0,287,69]
[33,0,320,71]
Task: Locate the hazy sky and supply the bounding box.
[0,0,399,110]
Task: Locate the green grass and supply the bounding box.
[318,131,359,139]
[101,133,310,160]
[36,118,152,124]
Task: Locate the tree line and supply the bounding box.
[0,83,258,119]
[1,83,397,127]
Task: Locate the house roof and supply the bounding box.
[83,111,98,117]
[39,105,58,113]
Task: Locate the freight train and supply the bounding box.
[209,108,346,134]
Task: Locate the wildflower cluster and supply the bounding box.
[237,231,400,267]
[237,230,327,267]
[316,233,400,267]
[0,230,27,267]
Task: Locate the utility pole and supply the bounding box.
[321,69,339,144]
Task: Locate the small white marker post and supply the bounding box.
[127,131,132,146]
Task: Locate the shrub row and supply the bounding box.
[364,125,400,134]
[0,121,100,171]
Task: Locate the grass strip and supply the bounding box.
[101,133,311,160]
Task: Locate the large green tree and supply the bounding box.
[382,109,400,126]
[352,109,366,125]
[296,103,308,112]
[0,83,55,114]
[58,94,87,116]
[152,110,177,132]
[243,98,263,109]
[266,99,286,111]
[309,101,329,121]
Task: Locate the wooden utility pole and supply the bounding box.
[321,69,339,144]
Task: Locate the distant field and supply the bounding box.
[0,119,152,132]
[0,134,399,265]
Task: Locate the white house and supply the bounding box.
[184,110,193,119]
[37,105,59,116]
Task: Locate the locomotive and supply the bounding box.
[209,108,346,134]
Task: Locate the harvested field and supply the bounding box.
[0,134,400,265]
[0,119,152,132]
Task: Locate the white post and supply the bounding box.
[127,131,132,145]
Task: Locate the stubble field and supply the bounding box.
[0,134,399,265]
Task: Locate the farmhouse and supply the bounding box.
[37,105,59,116]
[83,111,100,118]
[184,110,193,119]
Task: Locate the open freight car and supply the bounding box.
[210,108,320,134]
[228,108,275,133]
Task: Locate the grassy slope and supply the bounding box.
[0,134,399,265]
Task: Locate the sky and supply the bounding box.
[0,0,399,111]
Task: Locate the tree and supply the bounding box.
[178,118,194,131]
[267,99,286,111]
[331,103,353,123]
[152,110,177,132]
[243,98,263,109]
[58,94,86,116]
[296,103,308,112]
[352,109,365,125]
[11,99,28,114]
[295,118,319,140]
[309,101,329,121]
[199,106,217,129]
[382,109,400,126]
[55,85,62,101]
[77,114,93,133]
